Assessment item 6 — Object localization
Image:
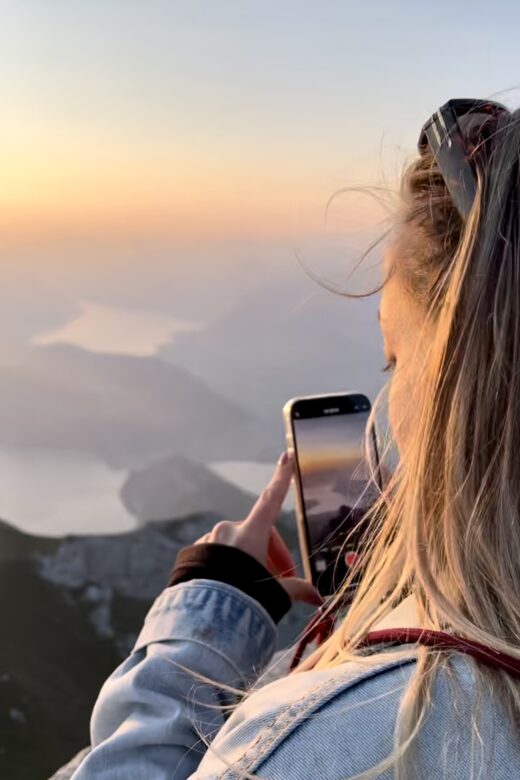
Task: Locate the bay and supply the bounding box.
[0,447,137,537]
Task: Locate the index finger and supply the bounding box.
[244,451,294,530]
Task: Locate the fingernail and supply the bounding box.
[278,450,289,466]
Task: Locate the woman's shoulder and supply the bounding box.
[195,649,419,779]
[196,649,519,780]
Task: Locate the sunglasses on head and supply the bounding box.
[418,98,510,221]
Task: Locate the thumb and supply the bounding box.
[279,576,323,607]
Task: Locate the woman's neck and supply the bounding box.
[371,592,424,632]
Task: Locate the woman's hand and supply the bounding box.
[194,451,322,607]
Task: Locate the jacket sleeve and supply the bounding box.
[71,579,278,780]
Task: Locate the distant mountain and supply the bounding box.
[159,272,385,432]
[121,453,273,523]
[0,344,276,468]
[0,507,308,779]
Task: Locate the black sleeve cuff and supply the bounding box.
[167,542,292,624]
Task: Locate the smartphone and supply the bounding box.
[283,392,382,598]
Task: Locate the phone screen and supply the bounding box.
[292,398,380,597]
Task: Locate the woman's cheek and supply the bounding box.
[388,357,425,460]
[387,367,411,457]
[388,373,402,455]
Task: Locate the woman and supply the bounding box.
[72,99,520,779]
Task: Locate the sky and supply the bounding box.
[295,412,369,474]
[1,1,520,248]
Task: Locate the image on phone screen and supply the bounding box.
[293,405,379,596]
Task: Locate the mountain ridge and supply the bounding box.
[0,344,276,469]
[0,504,307,778]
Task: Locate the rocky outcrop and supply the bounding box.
[0,512,310,780]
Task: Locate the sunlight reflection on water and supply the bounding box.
[31,300,205,356]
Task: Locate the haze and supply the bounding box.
[0,2,518,534]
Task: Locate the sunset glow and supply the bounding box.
[0,129,382,246]
[3,4,516,249]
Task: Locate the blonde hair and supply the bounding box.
[293,109,520,777]
[187,109,520,779]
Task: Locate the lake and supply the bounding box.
[31,300,205,356]
[0,447,137,537]
[0,448,293,538]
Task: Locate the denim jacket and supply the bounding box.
[71,579,520,779]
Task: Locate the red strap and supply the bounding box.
[358,628,520,679]
[290,618,520,677]
[289,609,337,671]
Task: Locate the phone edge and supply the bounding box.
[282,397,314,586]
